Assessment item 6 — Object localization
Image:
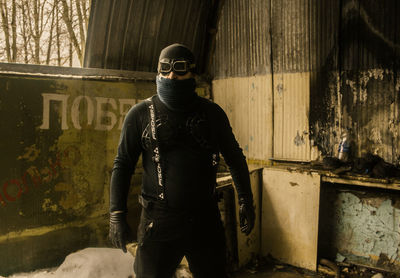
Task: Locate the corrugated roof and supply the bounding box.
[84,0,216,73]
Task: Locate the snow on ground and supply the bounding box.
[1,247,193,278]
[2,248,135,278]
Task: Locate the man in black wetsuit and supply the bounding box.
[109,43,255,278]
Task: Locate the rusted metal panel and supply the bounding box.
[261,167,321,271]
[0,62,156,81]
[339,0,400,71]
[311,69,400,164]
[212,76,273,163]
[0,64,155,275]
[308,0,340,72]
[271,0,310,73]
[212,0,272,79]
[309,0,400,164]
[84,0,212,72]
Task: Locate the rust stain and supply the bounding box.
[289,182,299,187]
[42,198,58,212]
[392,199,400,210]
[17,144,40,162]
[360,197,386,209]
[55,182,87,212]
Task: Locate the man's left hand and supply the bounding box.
[239,197,255,236]
[109,211,132,253]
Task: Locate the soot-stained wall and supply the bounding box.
[309,0,400,163]
[211,0,400,164]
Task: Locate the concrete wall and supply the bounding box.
[0,65,156,275]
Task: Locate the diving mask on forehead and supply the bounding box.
[158,58,196,76]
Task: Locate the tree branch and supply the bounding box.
[60,0,82,64]
[46,1,55,64]
[0,0,12,62]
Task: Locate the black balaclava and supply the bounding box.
[156,43,197,112]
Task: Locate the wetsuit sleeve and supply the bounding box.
[215,104,253,202]
[110,104,144,212]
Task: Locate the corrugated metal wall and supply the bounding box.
[211,0,271,78]
[213,76,273,162]
[84,0,213,72]
[212,0,312,162]
[271,0,310,74]
[211,0,273,163]
[211,0,400,164]
[273,72,310,160]
[310,0,400,164]
[83,0,400,164]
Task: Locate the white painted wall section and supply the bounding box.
[261,167,320,271]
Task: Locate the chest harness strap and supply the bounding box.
[146,96,165,201]
[146,96,221,202]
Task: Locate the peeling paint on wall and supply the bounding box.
[308,0,400,164]
[294,131,306,147]
[334,192,400,263]
[0,76,155,216]
[311,69,400,163]
[319,185,400,272]
[0,72,156,274]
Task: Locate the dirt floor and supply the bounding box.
[3,248,399,278]
[232,258,400,278]
[234,267,313,278]
[232,259,319,278]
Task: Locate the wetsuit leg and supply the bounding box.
[133,208,185,278]
[184,209,228,278]
[134,240,183,278]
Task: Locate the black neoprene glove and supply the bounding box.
[109,211,132,253]
[239,197,255,236]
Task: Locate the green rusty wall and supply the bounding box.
[0,69,155,275]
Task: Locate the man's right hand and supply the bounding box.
[109,211,132,253]
[238,197,255,236]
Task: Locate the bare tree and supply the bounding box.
[18,0,30,63]
[68,0,73,66]
[56,0,61,66]
[11,0,17,61]
[75,0,85,54]
[46,1,56,65]
[81,0,88,31]
[60,0,82,65]
[0,0,90,67]
[0,0,12,62]
[25,0,54,64]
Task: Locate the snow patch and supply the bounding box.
[3,248,135,278]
